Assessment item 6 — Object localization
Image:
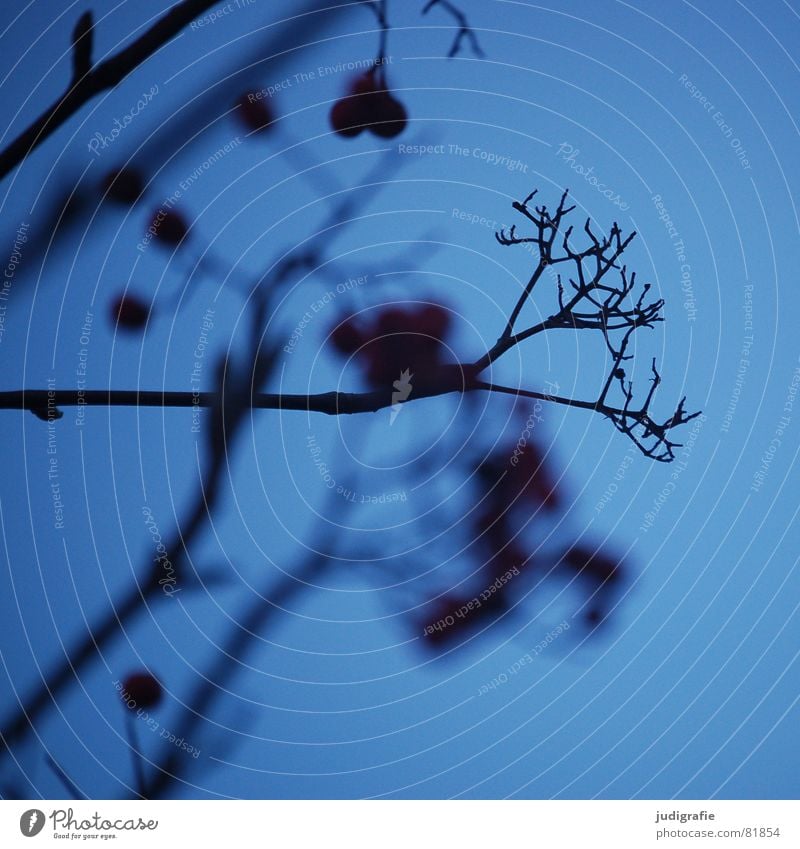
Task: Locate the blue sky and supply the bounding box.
[0,0,798,799]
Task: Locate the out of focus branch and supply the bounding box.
[0,0,220,181]
[71,12,95,85]
[0,144,420,757]
[141,549,330,798]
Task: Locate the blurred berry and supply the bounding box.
[330,71,407,139]
[564,546,622,587]
[367,92,407,138]
[422,588,508,647]
[585,608,604,626]
[112,295,150,330]
[149,209,189,247]
[330,304,453,387]
[236,93,275,134]
[103,167,145,205]
[507,443,561,510]
[122,672,162,709]
[349,71,378,97]
[330,98,365,137]
[330,317,364,353]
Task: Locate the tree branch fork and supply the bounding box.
[2,188,700,462]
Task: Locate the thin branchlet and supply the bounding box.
[490,188,701,461]
[422,0,485,57]
[0,0,223,181]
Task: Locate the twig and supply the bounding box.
[71,12,94,85]
[124,711,147,798]
[422,0,484,57]
[0,0,220,181]
[363,0,390,65]
[490,187,701,460]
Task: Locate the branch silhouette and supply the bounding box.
[0,190,700,465]
[0,0,220,181]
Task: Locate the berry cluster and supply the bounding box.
[330,69,407,139]
[330,303,455,387]
[420,427,623,646]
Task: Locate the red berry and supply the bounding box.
[349,71,380,97]
[375,306,410,335]
[373,305,452,385]
[422,596,469,645]
[330,98,365,137]
[416,304,450,338]
[422,588,507,647]
[329,304,454,387]
[150,209,188,246]
[112,295,150,330]
[345,71,407,139]
[330,318,363,353]
[485,541,529,579]
[122,672,162,709]
[331,71,407,138]
[103,167,145,204]
[367,93,407,138]
[236,93,274,134]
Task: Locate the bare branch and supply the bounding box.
[0,370,699,465]
[0,0,221,182]
[0,191,700,471]
[71,12,94,84]
[495,189,576,342]
[487,187,701,459]
[362,0,390,64]
[422,0,485,57]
